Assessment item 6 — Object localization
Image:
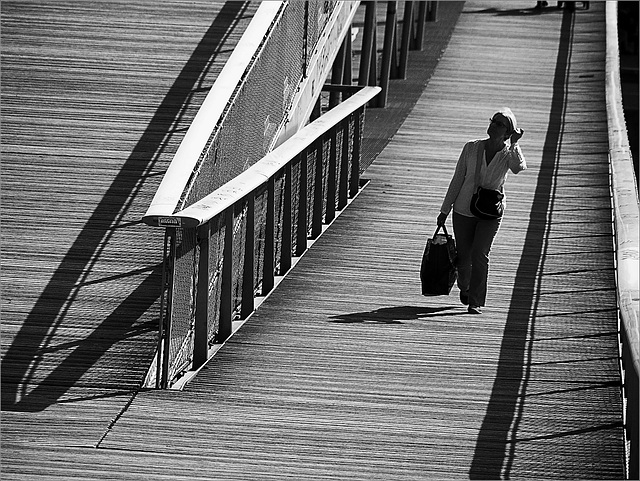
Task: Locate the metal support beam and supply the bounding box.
[263,177,275,294]
[427,0,438,21]
[400,2,414,75]
[414,1,427,50]
[280,163,292,274]
[326,130,338,223]
[218,207,234,343]
[312,141,324,239]
[358,2,377,87]
[338,119,350,210]
[296,152,308,256]
[241,195,255,319]
[379,1,398,107]
[350,110,362,198]
[194,223,210,370]
[330,40,347,109]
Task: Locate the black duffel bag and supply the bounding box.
[420,225,457,296]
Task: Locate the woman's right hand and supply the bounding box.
[437,212,448,227]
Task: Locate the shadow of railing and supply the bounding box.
[469,7,575,479]
[0,2,250,413]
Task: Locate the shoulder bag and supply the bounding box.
[470,141,504,220]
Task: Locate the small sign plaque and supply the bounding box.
[158,216,182,227]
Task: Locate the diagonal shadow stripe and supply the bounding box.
[1,2,249,412]
[468,7,575,480]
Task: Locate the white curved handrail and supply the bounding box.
[143,1,361,225]
[143,2,285,222]
[171,87,381,228]
[605,2,639,475]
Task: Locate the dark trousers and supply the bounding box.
[453,212,502,307]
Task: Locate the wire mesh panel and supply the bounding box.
[290,155,303,256]
[206,215,225,344]
[179,1,339,212]
[273,172,287,275]
[165,227,197,384]
[253,185,269,294]
[231,201,248,317]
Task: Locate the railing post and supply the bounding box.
[263,177,275,294]
[280,164,293,273]
[326,129,338,223]
[379,1,398,107]
[158,228,175,389]
[338,119,350,210]
[343,28,354,100]
[311,96,322,122]
[296,152,308,256]
[218,207,234,343]
[368,24,378,90]
[241,195,255,318]
[349,110,362,198]
[358,2,377,87]
[330,40,346,109]
[400,2,414,75]
[413,1,427,50]
[193,222,210,370]
[312,141,324,238]
[426,0,438,21]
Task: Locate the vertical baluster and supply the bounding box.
[312,140,324,238]
[296,151,308,256]
[159,228,176,389]
[242,195,255,319]
[350,110,362,198]
[414,1,427,50]
[263,177,275,295]
[194,222,210,370]
[343,28,354,100]
[338,119,350,210]
[219,206,234,342]
[379,1,397,107]
[330,40,346,108]
[427,0,438,21]
[326,129,338,223]
[400,2,413,74]
[281,164,292,273]
[358,2,377,87]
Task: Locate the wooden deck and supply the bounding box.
[1,1,626,479]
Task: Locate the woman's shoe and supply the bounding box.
[468,305,482,315]
[460,292,469,305]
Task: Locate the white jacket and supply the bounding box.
[440,139,527,217]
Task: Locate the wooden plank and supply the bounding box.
[1,1,625,479]
[97,1,623,479]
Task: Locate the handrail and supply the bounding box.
[143,1,361,226]
[173,87,381,228]
[605,3,639,479]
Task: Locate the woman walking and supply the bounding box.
[437,108,527,314]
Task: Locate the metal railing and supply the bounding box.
[150,87,379,388]
[140,0,439,390]
[605,3,639,479]
[141,0,362,388]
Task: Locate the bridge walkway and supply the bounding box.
[1,1,626,479]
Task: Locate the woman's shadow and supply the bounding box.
[329,305,460,324]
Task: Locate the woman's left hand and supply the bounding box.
[510,128,524,144]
